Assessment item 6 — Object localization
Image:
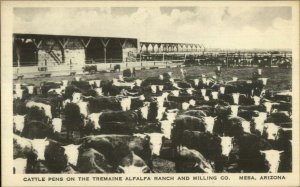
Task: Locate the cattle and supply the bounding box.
[171,115,206,150]
[260,150,284,173]
[232,93,240,105]
[117,151,151,173]
[51,118,62,133]
[80,135,152,170]
[175,146,215,173]
[180,130,224,171]
[264,123,281,140]
[203,116,216,134]
[40,82,61,95]
[62,144,81,167]
[84,96,133,113]
[43,140,68,173]
[64,103,85,139]
[134,133,165,156]
[13,66,292,173]
[230,105,239,117]
[13,135,33,159]
[237,133,272,172]
[26,101,52,119]
[21,120,53,140]
[13,115,25,134]
[86,113,102,130]
[77,148,112,173]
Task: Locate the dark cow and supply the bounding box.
[80,135,153,170]
[64,103,85,139]
[21,121,53,140]
[77,148,113,173]
[171,115,206,150]
[116,151,151,173]
[44,140,68,173]
[236,133,273,172]
[175,146,215,173]
[180,130,225,172]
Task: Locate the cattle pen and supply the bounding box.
[12,33,293,174]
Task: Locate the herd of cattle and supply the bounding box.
[13,68,292,174]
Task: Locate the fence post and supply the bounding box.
[44,60,47,72]
[70,59,72,73]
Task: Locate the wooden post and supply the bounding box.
[100,38,110,64]
[226,52,229,68]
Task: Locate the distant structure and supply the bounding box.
[13,33,139,67]
[13,33,202,68]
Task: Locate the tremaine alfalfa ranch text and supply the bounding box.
[23,175,286,182]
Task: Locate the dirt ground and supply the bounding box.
[15,66,292,91]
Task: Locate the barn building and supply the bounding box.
[13,33,139,67]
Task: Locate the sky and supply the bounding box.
[13,7,292,49]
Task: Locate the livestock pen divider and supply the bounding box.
[13,59,185,79]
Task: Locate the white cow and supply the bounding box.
[194,79,199,87]
[201,89,207,97]
[13,115,25,133]
[241,121,251,133]
[264,102,279,113]
[120,97,131,111]
[220,86,225,94]
[87,113,102,130]
[258,69,262,75]
[232,93,240,105]
[146,133,164,156]
[72,92,82,103]
[94,80,101,87]
[156,107,166,121]
[171,90,180,97]
[259,78,268,86]
[88,80,95,86]
[94,88,103,96]
[135,79,143,87]
[31,138,50,160]
[230,105,239,117]
[182,102,190,110]
[15,87,24,99]
[253,96,261,105]
[151,85,157,93]
[203,116,216,134]
[62,80,68,87]
[51,118,62,133]
[158,85,164,92]
[77,101,89,117]
[204,96,210,101]
[26,85,34,94]
[264,123,281,140]
[155,96,165,108]
[139,102,150,120]
[160,120,173,139]
[189,99,196,106]
[260,150,284,173]
[220,136,234,157]
[211,91,218,100]
[63,144,81,166]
